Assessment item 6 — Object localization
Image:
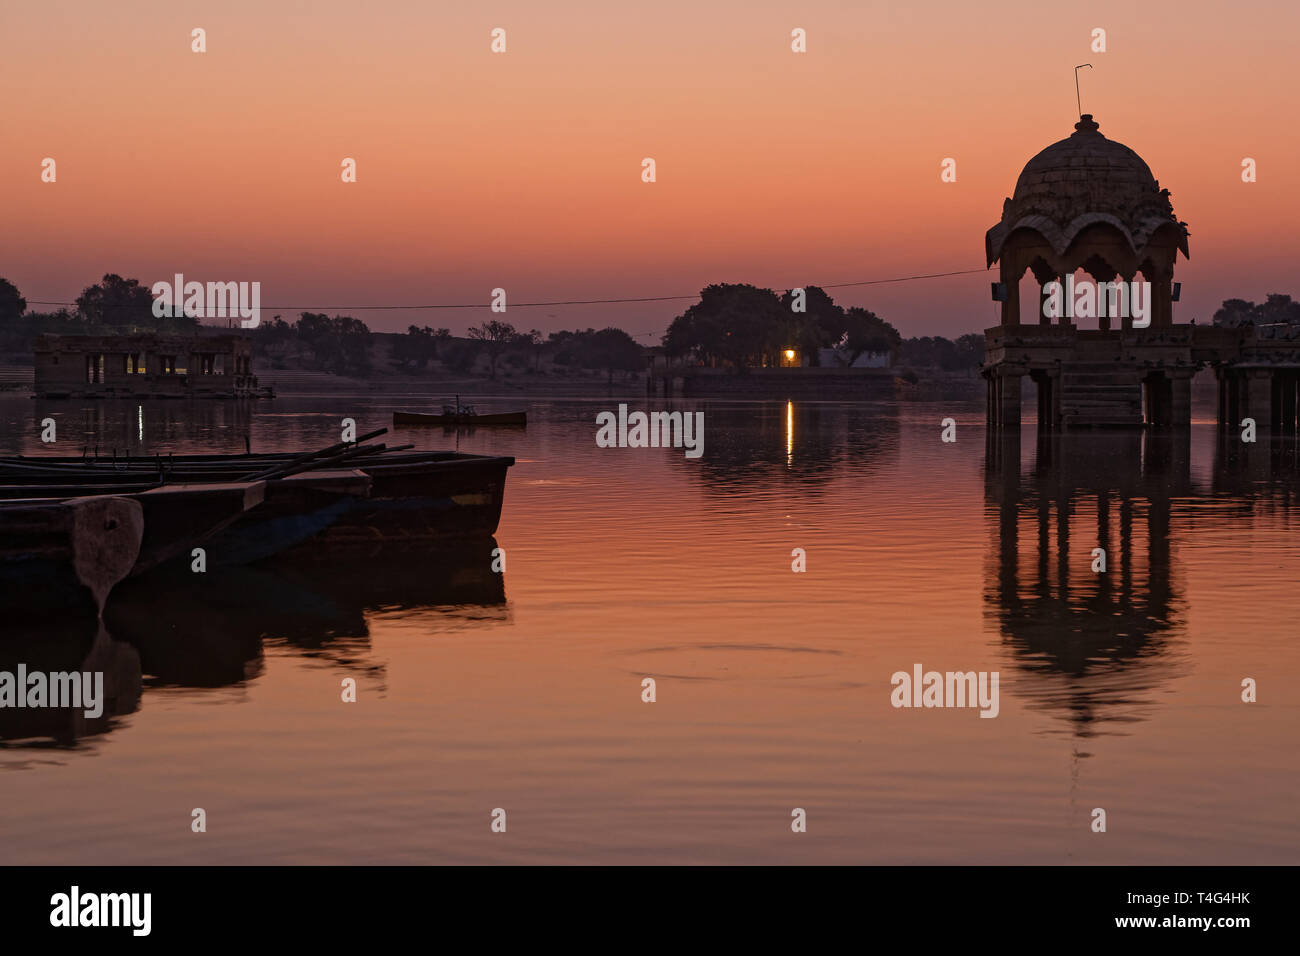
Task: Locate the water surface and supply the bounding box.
[0,393,1296,864]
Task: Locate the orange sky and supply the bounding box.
[3,0,1297,338]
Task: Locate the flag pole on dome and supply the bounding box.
[1074,64,1093,118]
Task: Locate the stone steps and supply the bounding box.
[1058,363,1145,426]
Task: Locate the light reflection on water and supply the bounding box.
[0,393,1297,864]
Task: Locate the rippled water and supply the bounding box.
[1,392,1297,864]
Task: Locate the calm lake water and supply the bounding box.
[1,391,1297,864]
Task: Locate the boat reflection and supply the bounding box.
[0,622,141,747]
[0,539,507,748]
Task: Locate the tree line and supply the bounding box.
[0,273,200,350]
[0,274,992,375]
[388,321,643,382]
[1212,294,1300,328]
[10,273,1295,377]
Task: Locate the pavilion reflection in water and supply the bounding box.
[986,426,1300,737]
[984,429,1195,737]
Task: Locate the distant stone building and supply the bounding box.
[34,332,268,399]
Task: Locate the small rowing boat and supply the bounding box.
[394,400,526,427]
[394,410,526,427]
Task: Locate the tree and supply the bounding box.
[0,278,26,325]
[576,327,643,384]
[522,329,544,371]
[248,315,295,361]
[255,315,294,346]
[547,329,581,364]
[75,274,163,329]
[294,312,372,376]
[899,335,952,369]
[1212,298,1255,328]
[394,325,443,370]
[336,316,372,375]
[840,307,901,365]
[0,308,85,352]
[897,334,983,372]
[954,333,985,370]
[779,285,845,363]
[296,312,335,353]
[467,319,517,378]
[664,284,786,368]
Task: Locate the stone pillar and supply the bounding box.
[1034,370,1060,432]
[1001,268,1020,326]
[1148,273,1173,328]
[998,372,1022,429]
[1031,264,1059,327]
[1279,373,1298,433]
[1246,370,1272,434]
[1215,368,1228,428]
[1036,373,1050,431]
[1119,271,1137,332]
[1092,264,1119,333]
[1169,370,1193,429]
[1225,369,1242,430]
[1051,369,1062,430]
[1218,367,1246,431]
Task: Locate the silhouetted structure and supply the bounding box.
[983,115,1300,434]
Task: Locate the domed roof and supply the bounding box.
[986,115,1189,267]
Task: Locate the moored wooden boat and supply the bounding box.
[0,447,459,482]
[0,482,267,577]
[204,453,512,564]
[0,444,514,569]
[0,495,144,618]
[130,481,267,574]
[393,410,526,426]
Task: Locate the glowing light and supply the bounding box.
[786,401,794,465]
[784,349,796,361]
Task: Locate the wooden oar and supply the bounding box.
[252,442,417,482]
[248,441,388,481]
[0,450,419,485]
[239,428,388,481]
